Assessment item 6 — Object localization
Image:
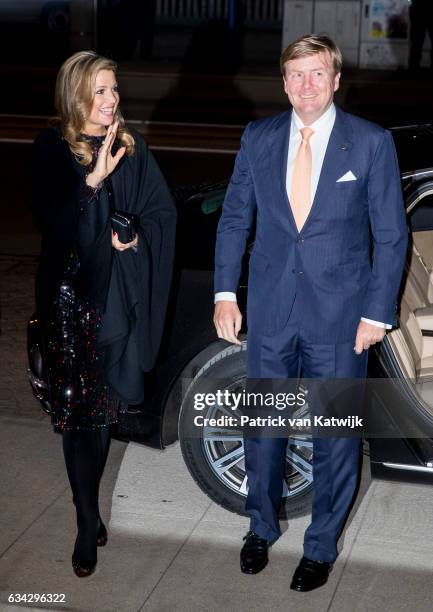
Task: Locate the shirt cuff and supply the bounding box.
[361,317,392,330]
[215,292,237,304]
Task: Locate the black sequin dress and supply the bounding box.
[45,135,120,430]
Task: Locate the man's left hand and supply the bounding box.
[354,321,386,355]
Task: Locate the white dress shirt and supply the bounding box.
[215,103,390,330]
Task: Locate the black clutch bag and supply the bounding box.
[110,210,138,244]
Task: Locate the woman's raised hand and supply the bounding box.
[86,121,126,187]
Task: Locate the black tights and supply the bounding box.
[62,427,111,561]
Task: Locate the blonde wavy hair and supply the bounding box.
[54,50,135,166]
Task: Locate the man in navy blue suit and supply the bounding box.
[213,34,407,592]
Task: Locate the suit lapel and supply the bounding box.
[305,107,354,226]
[268,109,300,236]
[267,106,354,234]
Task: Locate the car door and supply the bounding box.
[368,173,433,482]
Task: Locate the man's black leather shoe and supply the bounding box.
[240,531,269,574]
[290,556,332,592]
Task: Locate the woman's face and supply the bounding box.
[83,69,120,135]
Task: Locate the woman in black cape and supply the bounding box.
[32,51,176,577]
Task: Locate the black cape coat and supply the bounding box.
[32,126,177,404]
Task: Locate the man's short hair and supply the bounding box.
[280,34,343,76]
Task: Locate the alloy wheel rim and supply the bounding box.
[201,378,313,499]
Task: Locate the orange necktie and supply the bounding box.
[290,127,314,232]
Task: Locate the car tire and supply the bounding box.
[179,342,314,518]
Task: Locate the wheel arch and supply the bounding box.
[161,337,247,447]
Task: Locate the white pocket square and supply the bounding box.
[336,171,357,182]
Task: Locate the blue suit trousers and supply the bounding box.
[245,295,368,562]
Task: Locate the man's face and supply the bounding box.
[282,51,340,125]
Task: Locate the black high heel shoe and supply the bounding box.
[72,554,97,578]
[72,523,99,578]
[96,520,108,547]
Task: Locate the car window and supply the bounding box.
[408,191,433,232]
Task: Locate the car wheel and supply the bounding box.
[179,342,314,518]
